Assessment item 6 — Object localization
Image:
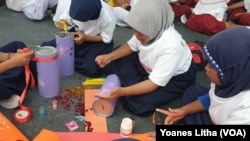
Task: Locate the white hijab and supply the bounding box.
[125,0,174,42]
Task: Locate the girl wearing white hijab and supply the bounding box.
[95,0,197,117]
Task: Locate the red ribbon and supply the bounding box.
[32,55,58,62]
[13,48,35,123]
[13,48,58,123]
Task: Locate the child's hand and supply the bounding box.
[95,87,122,101]
[55,20,68,31]
[72,31,86,45]
[95,54,111,68]
[156,108,185,125]
[9,50,34,67]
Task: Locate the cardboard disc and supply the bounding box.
[92,99,114,117]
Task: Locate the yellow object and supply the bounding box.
[108,0,114,7]
[83,78,105,89]
[62,22,68,31]
[58,20,68,31]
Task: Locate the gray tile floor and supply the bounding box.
[0,4,210,140]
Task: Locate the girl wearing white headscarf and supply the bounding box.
[95,0,197,117]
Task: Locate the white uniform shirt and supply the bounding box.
[112,0,138,27]
[22,0,58,20]
[209,83,250,124]
[193,0,229,21]
[54,0,116,43]
[127,25,192,86]
[6,0,26,11]
[53,0,71,22]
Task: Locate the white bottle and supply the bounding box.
[120,117,133,137]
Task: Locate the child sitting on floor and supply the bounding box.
[6,0,57,20]
[181,0,239,35]
[0,41,37,109]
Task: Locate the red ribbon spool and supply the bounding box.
[13,48,35,123]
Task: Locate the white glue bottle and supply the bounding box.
[120,117,133,137]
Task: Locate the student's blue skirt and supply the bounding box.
[182,86,213,124]
[0,41,37,100]
[104,53,198,117]
[41,39,113,77]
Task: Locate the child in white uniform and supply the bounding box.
[112,0,138,27]
[181,0,238,35]
[6,0,58,20]
[156,27,250,125]
[95,0,197,117]
[52,0,71,27]
[42,0,116,77]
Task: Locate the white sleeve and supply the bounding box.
[53,0,71,22]
[113,7,129,27]
[100,2,116,43]
[222,107,250,124]
[127,35,140,52]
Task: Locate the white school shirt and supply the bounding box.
[53,0,71,22]
[208,83,250,124]
[127,25,192,86]
[112,0,138,27]
[6,0,26,11]
[54,0,116,43]
[193,0,229,21]
[22,0,58,20]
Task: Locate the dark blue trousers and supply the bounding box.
[0,41,37,100]
[41,39,113,77]
[182,85,213,124]
[104,53,198,117]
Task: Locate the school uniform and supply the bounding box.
[229,0,250,26]
[182,27,250,124]
[183,83,250,124]
[53,0,70,23]
[23,0,58,20]
[170,0,193,19]
[185,0,229,35]
[181,85,212,124]
[6,0,26,11]
[42,0,116,77]
[112,0,137,27]
[0,41,37,100]
[6,0,58,20]
[105,26,197,117]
